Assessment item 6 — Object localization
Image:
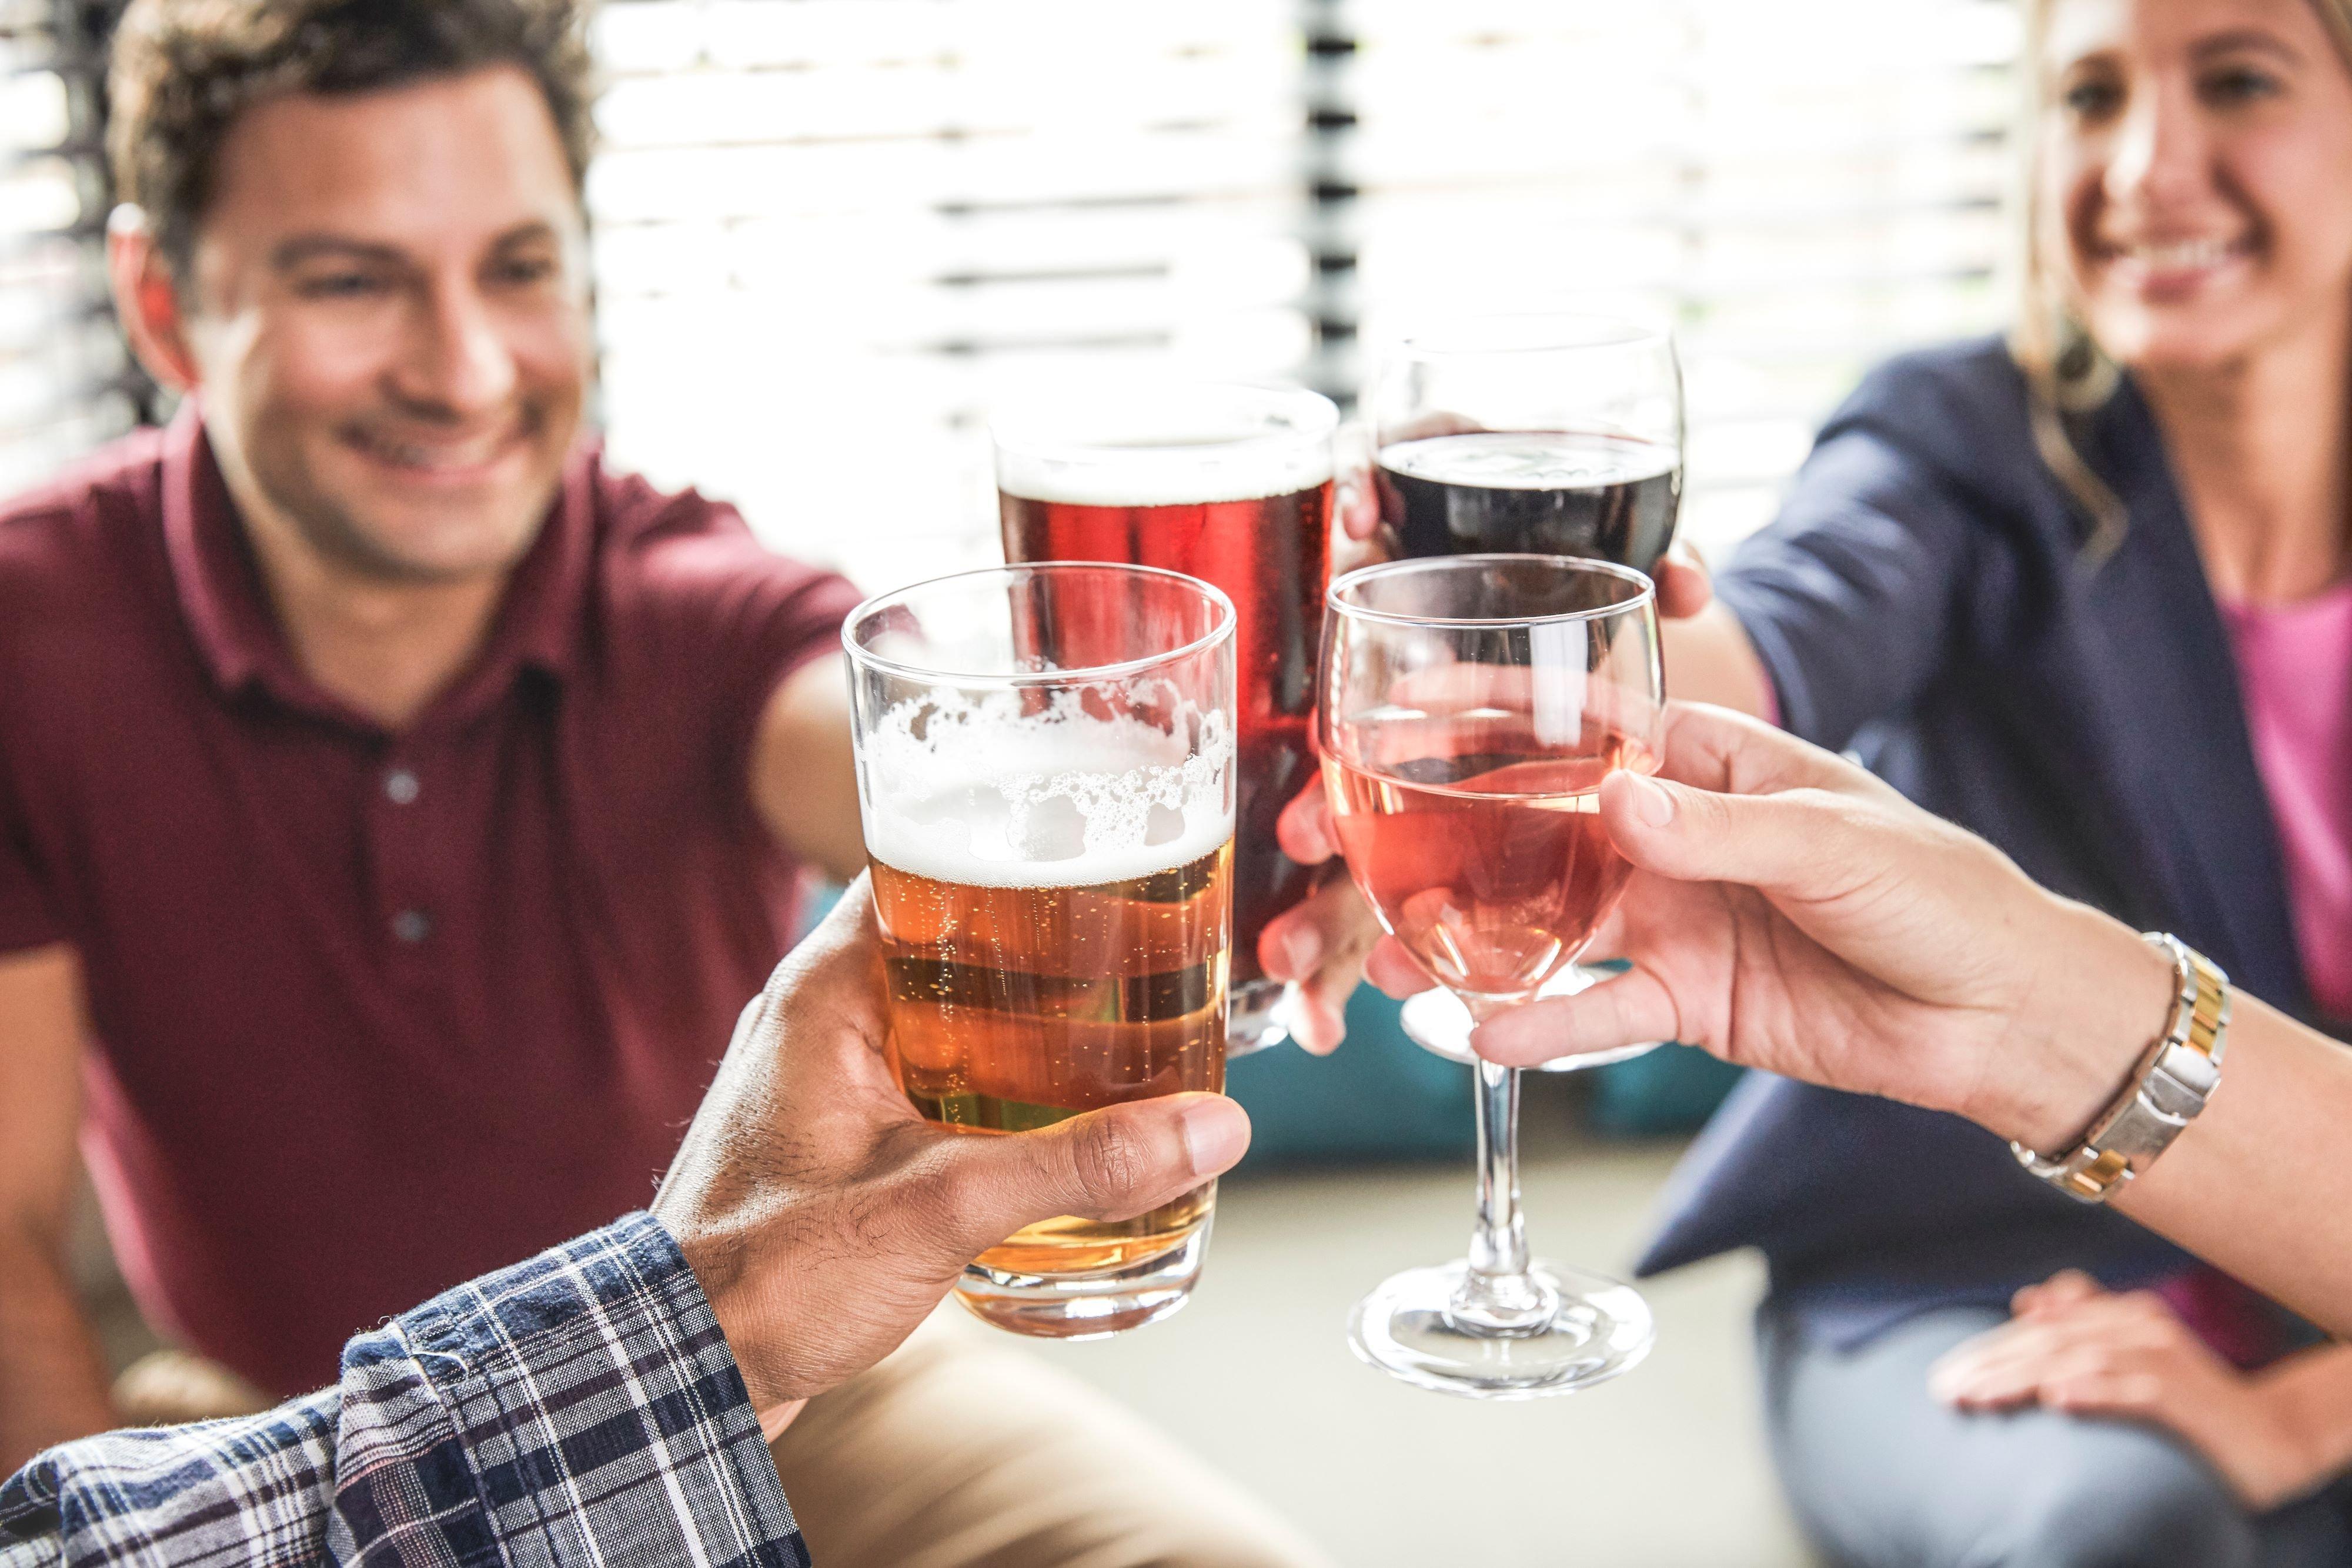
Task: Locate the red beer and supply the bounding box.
[996,386,1338,1052]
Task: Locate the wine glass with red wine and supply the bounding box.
[1370,312,1682,1066]
[1320,554,1663,1398]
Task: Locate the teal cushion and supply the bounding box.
[1228,988,1472,1169]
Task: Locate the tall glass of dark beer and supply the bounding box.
[994,384,1338,1057]
[1370,314,1683,1065]
[844,563,1237,1339]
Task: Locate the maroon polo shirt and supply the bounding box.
[0,409,863,1395]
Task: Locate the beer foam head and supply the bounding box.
[994,386,1336,508]
[860,688,1235,889]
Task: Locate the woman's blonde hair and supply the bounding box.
[2007,0,2352,564]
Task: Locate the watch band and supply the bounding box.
[2011,933,2230,1203]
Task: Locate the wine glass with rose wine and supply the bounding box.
[1319,553,1664,1397]
[1370,313,1681,1066]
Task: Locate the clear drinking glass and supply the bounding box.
[1319,554,1664,1396]
[844,563,1238,1338]
[1369,312,1682,1066]
[995,383,1339,1057]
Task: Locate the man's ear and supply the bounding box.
[106,205,200,392]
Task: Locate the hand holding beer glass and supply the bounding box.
[1320,554,1665,1396]
[995,385,1338,1055]
[1369,313,1684,1065]
[844,563,1237,1338]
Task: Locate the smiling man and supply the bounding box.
[0,3,1324,1564]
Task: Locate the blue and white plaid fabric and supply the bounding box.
[0,1213,808,1567]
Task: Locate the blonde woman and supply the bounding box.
[1574,0,2352,1560]
[1297,0,2352,1559]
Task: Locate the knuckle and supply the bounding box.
[888,1146,995,1256]
[1068,1115,1152,1213]
[897,1148,966,1225]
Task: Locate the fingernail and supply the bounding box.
[1280,924,1323,980]
[1179,1097,1250,1176]
[1626,773,1676,827]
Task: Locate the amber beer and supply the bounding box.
[844,560,1238,1338]
[869,830,1231,1280]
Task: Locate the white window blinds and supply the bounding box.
[590,0,2022,582]
[589,0,1321,592]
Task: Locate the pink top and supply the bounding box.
[2219,584,2352,1019]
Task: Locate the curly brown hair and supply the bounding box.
[106,0,597,275]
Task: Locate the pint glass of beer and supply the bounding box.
[843,562,1238,1338]
[994,383,1337,1056]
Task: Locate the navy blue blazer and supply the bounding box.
[1641,336,2322,1347]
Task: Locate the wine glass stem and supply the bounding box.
[1454,1057,1553,1331]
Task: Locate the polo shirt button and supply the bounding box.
[391,909,432,944]
[384,768,421,805]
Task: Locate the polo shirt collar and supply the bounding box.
[160,403,593,726]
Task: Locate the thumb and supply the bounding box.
[924,1093,1251,1262]
[1599,770,1872,897]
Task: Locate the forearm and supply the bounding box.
[0,1215,801,1566]
[753,653,871,883]
[2116,997,2352,1340]
[0,1228,116,1473]
[1660,603,1774,718]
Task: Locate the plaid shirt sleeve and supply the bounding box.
[0,1213,809,1567]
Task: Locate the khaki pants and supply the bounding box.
[770,1306,1331,1568]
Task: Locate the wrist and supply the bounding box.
[668,1221,795,1413]
[2000,898,2179,1154]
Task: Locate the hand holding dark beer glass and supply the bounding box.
[995,385,1340,1056]
[1319,554,1665,1398]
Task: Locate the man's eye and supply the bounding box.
[491,258,559,287]
[2063,79,2124,118]
[298,273,389,299]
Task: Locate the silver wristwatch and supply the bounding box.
[2010,933,2230,1203]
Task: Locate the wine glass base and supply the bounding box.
[1399,977,1662,1072]
[954,1226,1207,1340]
[1349,1259,1653,1399]
[1225,977,1291,1058]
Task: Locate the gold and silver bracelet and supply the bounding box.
[2011,933,2230,1203]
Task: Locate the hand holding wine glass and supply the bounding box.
[1385,701,2177,1158]
[1318,553,1664,1398]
